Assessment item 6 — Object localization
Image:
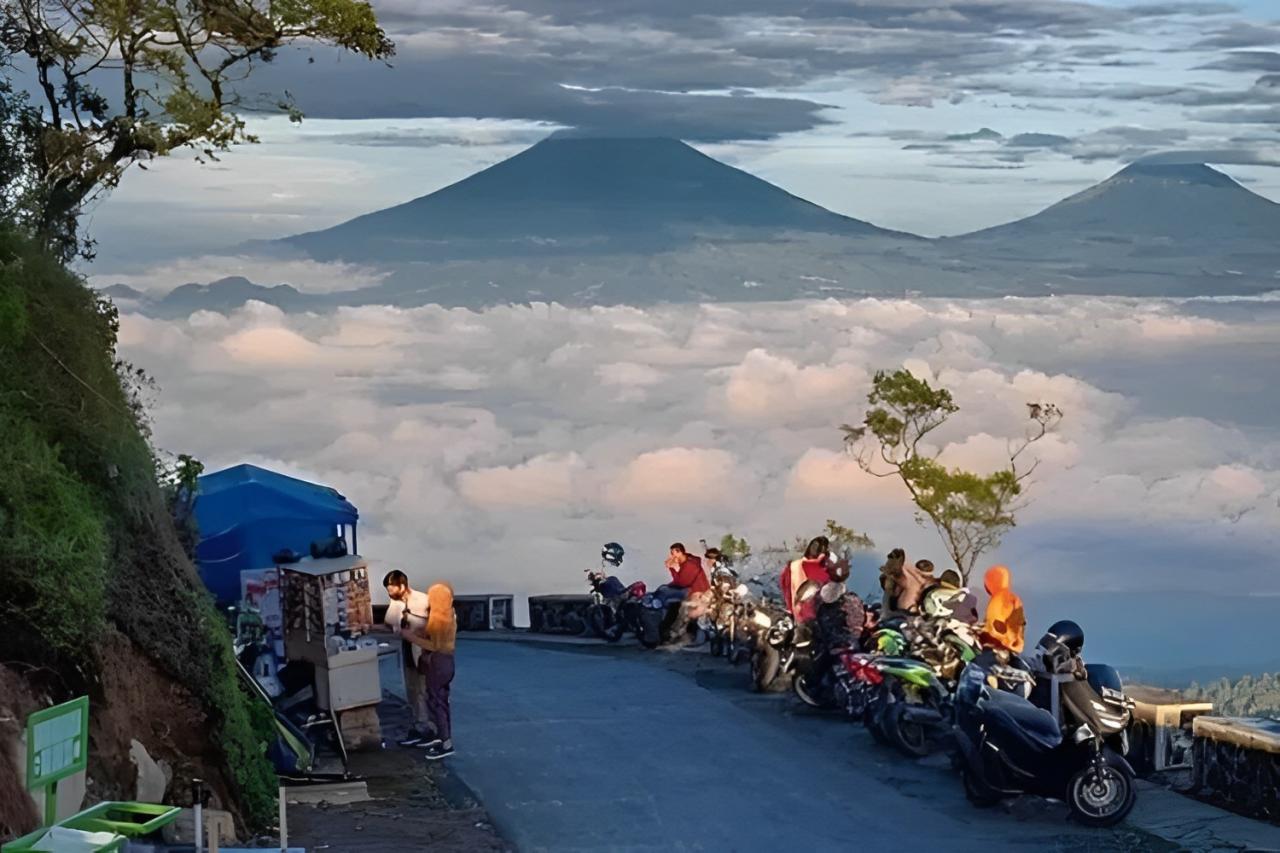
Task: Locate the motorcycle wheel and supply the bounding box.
[793,673,825,709]
[710,635,725,658]
[587,605,613,639]
[884,702,931,758]
[1067,762,1136,828]
[602,621,625,643]
[864,685,892,744]
[751,645,780,692]
[962,768,1001,808]
[731,646,751,667]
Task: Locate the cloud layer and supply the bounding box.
[118,294,1280,649]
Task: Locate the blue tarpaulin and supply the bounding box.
[194,464,359,605]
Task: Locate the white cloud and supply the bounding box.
[117,294,1280,609]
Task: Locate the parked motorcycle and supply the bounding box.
[585,542,647,642]
[701,565,752,664]
[747,606,797,691]
[953,620,1137,827]
[586,569,646,642]
[876,657,954,757]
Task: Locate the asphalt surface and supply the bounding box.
[446,639,1194,853]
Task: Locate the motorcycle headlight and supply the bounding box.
[751,611,773,629]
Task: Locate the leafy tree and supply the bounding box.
[841,369,1061,582]
[718,532,752,563]
[1,0,394,258]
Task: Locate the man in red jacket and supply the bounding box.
[659,542,710,642]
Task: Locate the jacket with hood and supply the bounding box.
[425,583,457,654]
[669,555,710,594]
[980,565,1025,653]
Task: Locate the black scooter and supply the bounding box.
[953,640,1136,827]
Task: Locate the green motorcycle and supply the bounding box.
[866,619,979,757]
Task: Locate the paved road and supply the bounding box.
[447,640,1199,853]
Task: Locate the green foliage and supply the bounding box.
[1188,673,1280,720]
[819,519,875,554]
[0,412,107,655]
[161,453,206,558]
[1,0,395,258]
[718,533,752,562]
[842,369,1061,581]
[0,226,275,828]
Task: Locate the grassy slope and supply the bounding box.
[0,227,276,834]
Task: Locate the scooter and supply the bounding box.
[953,627,1137,827]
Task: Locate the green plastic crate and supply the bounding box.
[62,802,181,838]
[1,825,125,852]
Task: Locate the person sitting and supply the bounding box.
[660,542,711,641]
[781,536,839,619]
[980,564,1026,655]
[879,548,937,614]
[814,562,867,651]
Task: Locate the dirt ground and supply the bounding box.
[90,630,237,813]
[287,699,510,853]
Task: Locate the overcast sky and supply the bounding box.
[87,0,1280,276]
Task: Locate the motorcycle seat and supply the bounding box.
[982,689,1062,753]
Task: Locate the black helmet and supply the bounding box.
[601,542,625,567]
[1036,619,1084,673]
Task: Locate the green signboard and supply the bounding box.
[25,696,89,825]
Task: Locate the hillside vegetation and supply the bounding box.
[0,227,275,839]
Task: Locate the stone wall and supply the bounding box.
[528,595,592,635]
[1191,716,1280,823]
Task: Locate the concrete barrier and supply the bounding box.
[1192,715,1280,823]
[528,595,592,635]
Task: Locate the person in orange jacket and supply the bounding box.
[980,565,1026,654]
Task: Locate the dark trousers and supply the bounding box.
[417,651,456,742]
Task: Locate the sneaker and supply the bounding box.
[415,737,443,750]
[396,729,426,747]
[423,742,455,761]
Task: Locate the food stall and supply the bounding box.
[279,556,382,756]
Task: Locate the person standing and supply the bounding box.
[404,583,458,760]
[382,570,433,747]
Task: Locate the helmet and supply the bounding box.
[872,627,906,656]
[922,585,979,625]
[601,542,625,567]
[1036,619,1084,673]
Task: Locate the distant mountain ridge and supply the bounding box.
[271,136,912,264]
[957,161,1280,242]
[111,140,1280,312]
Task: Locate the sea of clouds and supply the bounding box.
[117,293,1280,671]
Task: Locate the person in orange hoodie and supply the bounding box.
[406,583,458,760]
[980,565,1026,655]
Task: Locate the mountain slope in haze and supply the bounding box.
[121,155,1280,315]
[274,136,912,264]
[955,162,1280,243]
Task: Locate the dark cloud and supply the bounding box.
[945,128,1004,142]
[1197,105,1280,123]
[233,0,1252,142]
[1192,22,1280,49]
[1006,132,1074,148]
[1196,50,1280,72]
[1136,148,1280,166]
